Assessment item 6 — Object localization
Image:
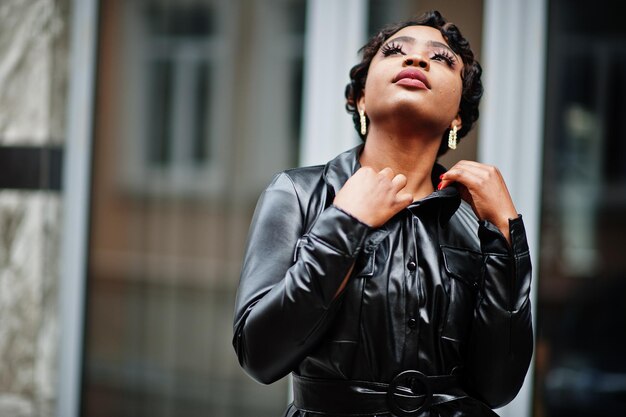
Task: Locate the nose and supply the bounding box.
[403,55,429,70]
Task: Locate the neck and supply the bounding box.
[359,125,441,201]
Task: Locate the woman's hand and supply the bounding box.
[438,160,518,244]
[333,167,413,228]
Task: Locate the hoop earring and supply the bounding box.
[359,109,367,136]
[448,125,458,150]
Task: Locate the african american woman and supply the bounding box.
[233,10,533,417]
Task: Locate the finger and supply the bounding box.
[444,162,488,180]
[378,167,394,180]
[451,160,486,169]
[446,161,500,181]
[395,192,413,206]
[391,173,407,190]
[439,167,484,190]
[356,166,376,176]
[440,168,483,188]
[455,183,474,207]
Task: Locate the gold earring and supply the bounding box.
[359,109,367,136]
[448,125,458,150]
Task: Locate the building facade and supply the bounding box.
[0,1,624,416]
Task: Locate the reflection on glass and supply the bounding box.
[147,59,173,166]
[141,2,216,178]
[192,61,210,165]
[82,1,306,416]
[536,1,626,416]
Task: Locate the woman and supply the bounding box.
[233,10,533,417]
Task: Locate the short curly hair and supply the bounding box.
[345,10,483,156]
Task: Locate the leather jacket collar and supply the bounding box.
[322,144,461,225]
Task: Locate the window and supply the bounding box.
[83,1,307,416]
[119,1,231,197]
[535,1,626,416]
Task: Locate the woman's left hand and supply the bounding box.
[438,160,518,244]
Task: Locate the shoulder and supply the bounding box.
[267,165,326,198]
[282,165,325,187]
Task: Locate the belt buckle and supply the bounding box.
[387,370,432,417]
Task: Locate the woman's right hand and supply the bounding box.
[333,167,413,228]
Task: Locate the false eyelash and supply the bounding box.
[431,51,456,67]
[381,42,405,56]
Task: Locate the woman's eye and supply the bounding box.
[381,42,405,56]
[431,52,456,67]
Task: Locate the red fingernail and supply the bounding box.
[437,182,443,190]
[439,174,444,180]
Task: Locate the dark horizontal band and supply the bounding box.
[293,372,467,416]
[0,145,63,191]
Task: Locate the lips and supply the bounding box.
[393,69,430,89]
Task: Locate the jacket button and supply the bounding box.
[408,318,417,329]
[407,261,417,271]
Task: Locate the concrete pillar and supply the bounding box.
[0,1,70,415]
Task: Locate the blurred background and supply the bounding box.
[0,0,624,416]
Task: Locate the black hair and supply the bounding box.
[344,10,483,156]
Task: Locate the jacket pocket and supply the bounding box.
[440,246,483,343]
[305,249,375,378]
[293,234,374,343]
[326,248,375,341]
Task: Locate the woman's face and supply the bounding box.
[360,25,464,135]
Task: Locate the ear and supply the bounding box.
[451,114,462,131]
[357,92,366,112]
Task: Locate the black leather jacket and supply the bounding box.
[233,145,533,416]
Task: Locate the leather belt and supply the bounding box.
[292,370,468,417]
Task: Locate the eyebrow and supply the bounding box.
[384,36,458,58]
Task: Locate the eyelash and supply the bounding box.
[381,42,405,56]
[380,43,457,68]
[431,51,456,67]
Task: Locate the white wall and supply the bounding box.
[299,0,368,167]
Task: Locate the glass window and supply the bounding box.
[141,4,216,170]
[82,1,306,416]
[535,1,626,416]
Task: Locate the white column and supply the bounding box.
[58,0,99,416]
[480,1,547,417]
[299,0,368,167]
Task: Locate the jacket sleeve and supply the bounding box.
[464,215,533,408]
[232,172,372,384]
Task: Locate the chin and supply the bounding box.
[376,101,447,133]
